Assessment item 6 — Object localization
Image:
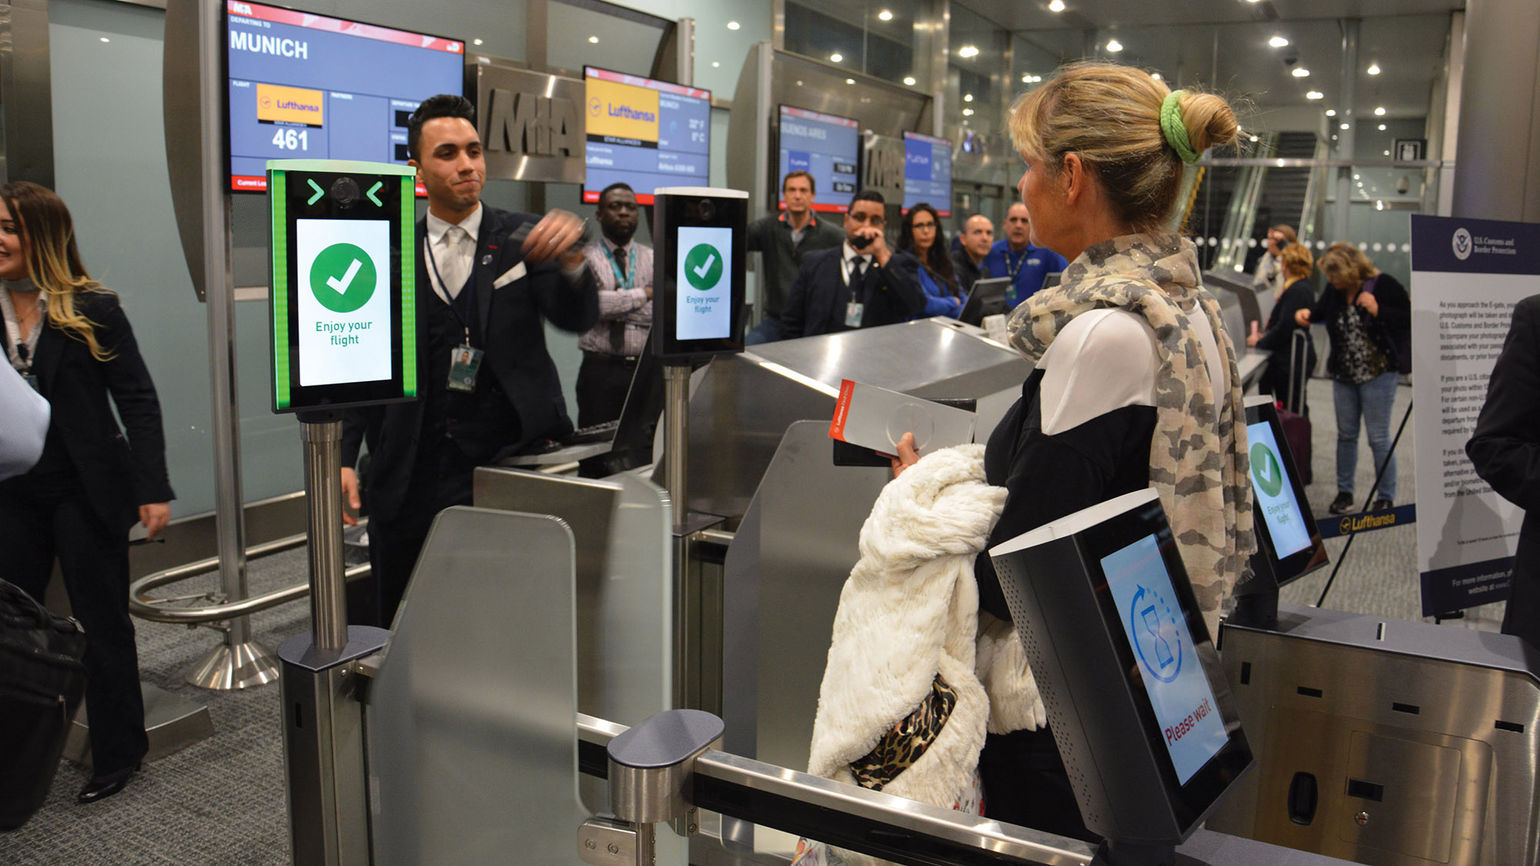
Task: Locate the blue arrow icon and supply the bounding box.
[366,181,384,207]
[306,178,324,205]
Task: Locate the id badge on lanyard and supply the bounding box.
[447,337,483,393]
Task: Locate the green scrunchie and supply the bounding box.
[1160,90,1200,164]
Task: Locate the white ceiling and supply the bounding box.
[949,0,1463,121]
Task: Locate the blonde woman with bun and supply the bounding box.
[891,62,1255,839]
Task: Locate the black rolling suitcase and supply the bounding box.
[0,579,88,830]
[1275,329,1312,485]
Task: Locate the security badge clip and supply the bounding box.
[447,344,483,392]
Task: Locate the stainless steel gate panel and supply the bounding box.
[1210,604,1540,866]
[684,319,1029,523]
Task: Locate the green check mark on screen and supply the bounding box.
[1250,443,1285,498]
[684,243,723,291]
[310,242,377,313]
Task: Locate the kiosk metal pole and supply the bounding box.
[301,419,348,650]
[663,363,692,530]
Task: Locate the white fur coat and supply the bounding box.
[806,444,1047,811]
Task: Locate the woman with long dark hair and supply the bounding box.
[0,181,173,803]
[899,202,964,319]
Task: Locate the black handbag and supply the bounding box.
[0,579,88,830]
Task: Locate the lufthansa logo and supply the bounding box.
[588,97,601,116]
[1452,227,1473,261]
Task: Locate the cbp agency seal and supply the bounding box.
[1452,227,1473,261]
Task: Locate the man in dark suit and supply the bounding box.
[340,94,597,625]
[1468,293,1540,650]
[950,213,994,294]
[779,190,925,339]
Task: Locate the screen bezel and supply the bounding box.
[268,165,417,413]
[900,131,952,217]
[1077,498,1254,829]
[653,191,747,360]
[225,1,464,194]
[775,103,862,214]
[958,276,1012,326]
[1244,400,1329,585]
[582,65,713,206]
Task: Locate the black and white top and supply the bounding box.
[974,307,1227,621]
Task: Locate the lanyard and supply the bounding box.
[1005,247,1031,283]
[424,234,474,346]
[606,245,636,291]
[0,287,43,373]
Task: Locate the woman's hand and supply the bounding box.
[889,432,920,479]
[1356,291,1379,316]
[138,502,170,540]
[1294,308,1312,327]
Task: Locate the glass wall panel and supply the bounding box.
[785,0,928,90]
[50,0,304,517]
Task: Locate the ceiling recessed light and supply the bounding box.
[1250,134,1259,142]
[962,108,975,116]
[1268,36,1289,48]
[1325,108,1336,116]
[588,35,599,44]
[473,38,484,46]
[830,52,843,63]
[1340,122,1350,130]
[845,78,855,85]
[712,61,720,68]
[727,20,741,30]
[1378,123,1387,131]
[959,45,980,58]
[1106,39,1124,53]
[1151,73,1162,81]
[964,93,974,103]
[903,76,917,86]
[1307,91,1325,100]
[1292,67,1311,78]
[878,9,893,21]
[1384,149,1391,156]
[1374,106,1386,116]
[99,36,110,43]
[1048,0,1066,11]
[1353,173,1360,180]
[1367,62,1381,75]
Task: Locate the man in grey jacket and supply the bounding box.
[745,170,844,344]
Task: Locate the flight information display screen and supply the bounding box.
[583,66,712,205]
[1101,533,1229,785]
[225,1,464,193]
[902,131,952,216]
[777,106,860,213]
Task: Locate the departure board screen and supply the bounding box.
[583,66,712,204]
[225,1,464,193]
[778,106,860,213]
[903,131,952,216]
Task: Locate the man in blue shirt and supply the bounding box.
[983,202,1068,310]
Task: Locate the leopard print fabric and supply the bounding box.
[847,674,958,791]
[1006,232,1255,633]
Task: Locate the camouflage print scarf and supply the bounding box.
[1006,232,1255,633]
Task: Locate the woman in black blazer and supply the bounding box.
[1248,242,1318,413]
[0,181,173,803]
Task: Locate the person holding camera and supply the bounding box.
[779,190,925,339]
